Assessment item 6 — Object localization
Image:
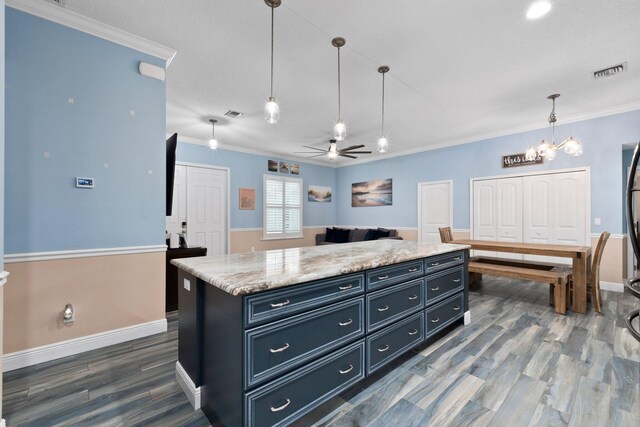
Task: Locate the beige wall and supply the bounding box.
[3,252,165,354]
[1,284,4,417]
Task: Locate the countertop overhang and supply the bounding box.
[171,240,470,296]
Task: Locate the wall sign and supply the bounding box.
[502,153,543,168]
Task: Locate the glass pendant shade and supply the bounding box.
[545,147,557,161]
[328,142,338,159]
[377,136,389,153]
[265,98,280,124]
[525,146,537,161]
[563,137,582,156]
[208,138,218,150]
[334,121,346,142]
[536,140,552,157]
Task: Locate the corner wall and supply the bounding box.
[1,0,5,419]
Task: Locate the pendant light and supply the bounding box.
[264,0,281,124]
[377,66,390,153]
[332,37,347,141]
[208,119,218,150]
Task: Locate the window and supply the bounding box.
[263,175,303,239]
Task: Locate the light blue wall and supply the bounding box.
[1,0,4,270]
[177,142,337,228]
[337,110,640,234]
[5,8,167,253]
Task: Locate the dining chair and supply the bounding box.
[439,227,453,243]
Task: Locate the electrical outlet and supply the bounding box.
[594,217,601,225]
[184,278,191,292]
[251,246,255,252]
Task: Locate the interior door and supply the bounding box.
[496,177,523,261]
[419,181,452,243]
[523,173,555,263]
[473,180,497,258]
[187,166,228,256]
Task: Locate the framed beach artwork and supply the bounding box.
[239,188,255,210]
[308,185,332,203]
[279,162,290,174]
[268,160,278,172]
[351,178,392,207]
[291,163,300,175]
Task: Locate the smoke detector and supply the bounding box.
[224,110,244,119]
[593,63,627,80]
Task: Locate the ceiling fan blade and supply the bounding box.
[339,153,357,159]
[340,145,365,151]
[302,145,327,152]
[306,153,329,158]
[342,151,372,154]
[295,151,327,154]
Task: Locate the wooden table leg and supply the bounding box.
[572,253,590,314]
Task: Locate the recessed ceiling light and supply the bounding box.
[526,1,551,20]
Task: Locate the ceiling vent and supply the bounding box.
[45,0,67,7]
[593,62,627,80]
[224,110,244,119]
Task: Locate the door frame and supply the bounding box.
[177,161,231,254]
[417,179,453,243]
[469,166,591,246]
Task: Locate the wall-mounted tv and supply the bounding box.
[166,133,178,216]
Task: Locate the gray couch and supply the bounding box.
[315,228,403,245]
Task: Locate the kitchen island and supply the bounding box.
[172,240,470,427]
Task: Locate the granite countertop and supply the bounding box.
[171,240,470,296]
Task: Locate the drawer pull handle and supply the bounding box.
[269,343,290,353]
[270,300,290,308]
[408,295,418,300]
[431,317,440,323]
[377,305,390,312]
[378,344,390,352]
[453,306,461,311]
[378,275,389,280]
[454,257,462,261]
[270,399,291,412]
[338,284,353,290]
[431,286,440,291]
[339,365,354,374]
[430,262,440,266]
[408,267,419,272]
[338,318,353,326]
[408,329,419,336]
[452,278,461,283]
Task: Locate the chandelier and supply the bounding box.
[525,94,582,161]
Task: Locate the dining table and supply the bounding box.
[450,239,592,314]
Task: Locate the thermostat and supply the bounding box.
[76,177,94,188]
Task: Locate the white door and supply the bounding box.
[418,181,452,243]
[496,177,523,261]
[166,165,187,237]
[186,166,228,256]
[473,180,497,258]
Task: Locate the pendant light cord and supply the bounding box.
[270,5,275,99]
[381,72,385,136]
[549,97,556,145]
[337,46,342,121]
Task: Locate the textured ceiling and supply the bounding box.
[66,0,640,165]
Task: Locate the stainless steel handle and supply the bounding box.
[452,279,461,283]
[454,257,461,261]
[378,344,390,352]
[453,306,461,311]
[431,286,440,291]
[269,343,290,353]
[338,284,353,290]
[408,267,419,272]
[408,329,419,336]
[431,317,440,323]
[270,300,290,308]
[430,262,440,266]
[377,305,390,312]
[378,275,389,280]
[408,295,418,300]
[270,399,291,412]
[338,318,353,326]
[339,364,354,374]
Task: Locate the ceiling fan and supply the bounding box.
[295,139,372,160]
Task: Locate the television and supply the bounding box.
[166,133,178,216]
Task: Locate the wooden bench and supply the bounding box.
[468,257,571,315]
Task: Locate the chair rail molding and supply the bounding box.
[4,245,167,263]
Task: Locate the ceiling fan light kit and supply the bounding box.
[264,0,281,124]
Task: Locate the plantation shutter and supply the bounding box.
[264,175,303,238]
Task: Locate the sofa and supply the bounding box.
[315,227,403,245]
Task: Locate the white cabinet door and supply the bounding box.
[553,172,587,246]
[187,167,228,256]
[166,165,187,236]
[496,177,523,261]
[473,180,497,258]
[419,181,452,243]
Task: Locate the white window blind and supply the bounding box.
[263,175,303,239]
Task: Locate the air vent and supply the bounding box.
[225,110,244,119]
[593,62,627,79]
[45,0,67,6]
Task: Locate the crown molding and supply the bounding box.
[6,0,177,66]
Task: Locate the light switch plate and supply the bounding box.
[183,278,191,292]
[594,217,601,225]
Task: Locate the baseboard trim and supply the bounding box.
[3,319,168,372]
[5,245,167,263]
[600,281,624,292]
[176,361,202,410]
[464,310,471,325]
[1,418,6,427]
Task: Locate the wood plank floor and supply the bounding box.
[3,276,639,426]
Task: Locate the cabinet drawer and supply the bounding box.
[244,340,365,427]
[425,266,464,305]
[425,293,464,336]
[366,260,424,291]
[366,278,424,332]
[244,298,364,388]
[424,251,464,274]
[366,312,425,374]
[244,274,364,327]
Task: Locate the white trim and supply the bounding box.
[335,226,418,231]
[6,0,176,66]
[417,180,453,243]
[591,233,624,240]
[231,227,264,232]
[1,419,6,427]
[176,361,202,410]
[600,281,624,293]
[453,229,471,234]
[3,319,168,372]
[464,311,471,325]
[0,271,9,286]
[231,226,334,233]
[5,245,167,263]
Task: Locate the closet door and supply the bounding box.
[473,180,497,258]
[496,177,523,261]
[523,174,555,263]
[187,166,228,256]
[553,172,587,247]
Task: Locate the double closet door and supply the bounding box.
[472,170,588,264]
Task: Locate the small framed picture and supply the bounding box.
[291,163,300,175]
[279,162,290,174]
[239,188,255,210]
[268,160,278,172]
